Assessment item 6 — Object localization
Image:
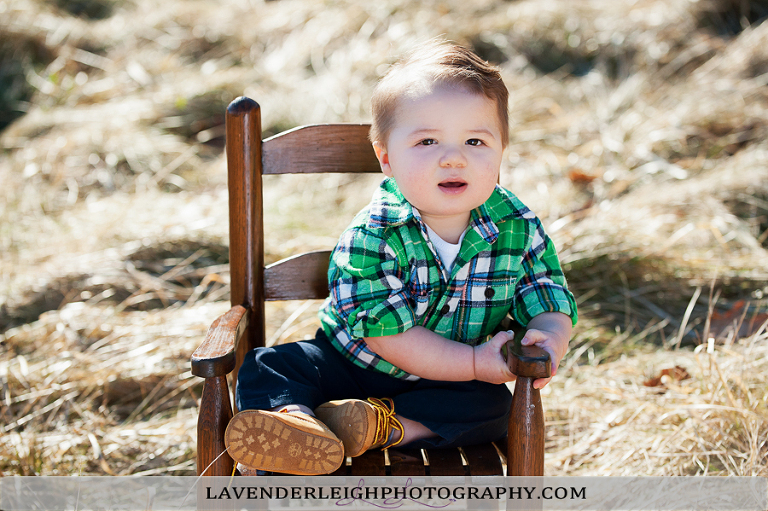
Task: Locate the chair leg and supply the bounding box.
[507,376,545,476]
[197,375,235,476]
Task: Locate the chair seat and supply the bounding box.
[237,441,505,476]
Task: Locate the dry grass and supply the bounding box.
[2,0,768,476]
[544,326,768,476]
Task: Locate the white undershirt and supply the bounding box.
[424,223,466,272]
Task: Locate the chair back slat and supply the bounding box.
[262,124,380,175]
[264,251,331,301]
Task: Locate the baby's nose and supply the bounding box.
[439,148,467,167]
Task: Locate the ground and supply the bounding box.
[1,0,767,476]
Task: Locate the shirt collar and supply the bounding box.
[366,177,534,244]
[366,178,414,228]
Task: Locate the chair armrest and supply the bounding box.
[497,317,552,379]
[503,332,551,379]
[191,305,249,378]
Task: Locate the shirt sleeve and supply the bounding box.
[512,219,578,326]
[328,227,415,338]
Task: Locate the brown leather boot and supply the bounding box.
[315,397,404,457]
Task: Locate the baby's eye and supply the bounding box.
[418,138,437,146]
[466,139,484,146]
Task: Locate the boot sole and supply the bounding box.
[225,410,344,475]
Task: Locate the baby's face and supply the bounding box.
[374,87,504,231]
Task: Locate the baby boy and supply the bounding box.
[224,41,578,475]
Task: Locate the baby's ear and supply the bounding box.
[372,141,392,177]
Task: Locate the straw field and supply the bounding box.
[1,0,768,476]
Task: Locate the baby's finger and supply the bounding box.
[496,329,516,343]
[520,330,560,373]
[520,329,547,346]
[533,376,552,389]
[539,345,558,374]
[494,330,516,354]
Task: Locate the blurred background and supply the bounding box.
[1,0,767,476]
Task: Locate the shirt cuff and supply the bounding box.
[349,292,415,338]
[513,286,578,326]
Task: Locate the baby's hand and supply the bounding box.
[521,328,569,389]
[472,330,516,385]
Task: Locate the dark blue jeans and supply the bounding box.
[236,330,512,449]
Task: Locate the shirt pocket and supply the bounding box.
[464,275,517,308]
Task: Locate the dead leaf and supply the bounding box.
[710,300,768,339]
[568,169,599,185]
[644,365,691,387]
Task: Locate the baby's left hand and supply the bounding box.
[520,327,569,389]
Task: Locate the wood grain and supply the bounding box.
[349,449,387,476]
[507,376,545,476]
[388,448,426,476]
[264,251,330,301]
[461,443,503,476]
[191,305,248,378]
[506,343,551,379]
[197,375,234,476]
[226,97,266,394]
[263,124,379,175]
[425,448,466,476]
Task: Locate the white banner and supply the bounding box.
[2,476,766,510]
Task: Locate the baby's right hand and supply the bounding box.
[472,330,516,384]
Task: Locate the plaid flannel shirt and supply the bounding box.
[318,178,577,380]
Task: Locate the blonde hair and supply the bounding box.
[370,41,509,147]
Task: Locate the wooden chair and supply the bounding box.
[190,96,552,478]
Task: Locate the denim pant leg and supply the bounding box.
[236,330,511,449]
[235,331,413,412]
[392,379,513,449]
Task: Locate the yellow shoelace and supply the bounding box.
[367,397,405,449]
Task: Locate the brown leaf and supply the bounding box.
[568,169,599,185]
[710,300,768,339]
[643,365,690,387]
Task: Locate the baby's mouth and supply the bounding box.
[438,180,467,191]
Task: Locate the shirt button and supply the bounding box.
[440,304,451,316]
[485,287,495,299]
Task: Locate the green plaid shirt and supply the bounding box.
[319,178,577,380]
